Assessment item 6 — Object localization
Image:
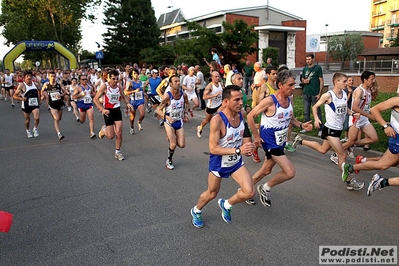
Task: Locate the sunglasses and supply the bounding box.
[81,78,87,80]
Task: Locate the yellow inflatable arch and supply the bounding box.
[3,40,77,71]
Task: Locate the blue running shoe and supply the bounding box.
[190,208,204,228]
[217,198,231,223]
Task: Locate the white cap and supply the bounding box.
[97,68,101,72]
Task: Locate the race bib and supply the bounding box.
[50,92,60,101]
[221,154,241,168]
[84,95,92,104]
[170,109,183,119]
[28,98,38,106]
[109,93,119,104]
[336,104,346,115]
[274,128,288,146]
[135,91,143,100]
[364,104,371,113]
[215,94,222,101]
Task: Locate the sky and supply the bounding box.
[0,0,371,61]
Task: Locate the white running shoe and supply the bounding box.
[27,130,33,138]
[330,153,338,165]
[32,128,39,138]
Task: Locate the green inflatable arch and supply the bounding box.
[3,40,78,71]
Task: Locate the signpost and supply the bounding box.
[95,51,104,68]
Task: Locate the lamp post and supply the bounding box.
[325,24,329,71]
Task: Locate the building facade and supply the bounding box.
[157,5,306,68]
[370,0,399,47]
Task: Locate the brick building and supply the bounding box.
[157,5,306,68]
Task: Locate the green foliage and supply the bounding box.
[391,33,399,47]
[328,34,364,63]
[219,19,259,64]
[102,0,160,65]
[0,0,100,64]
[262,47,279,67]
[174,55,199,67]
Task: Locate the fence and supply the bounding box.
[356,59,399,74]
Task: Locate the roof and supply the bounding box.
[360,47,399,56]
[157,8,185,28]
[158,5,301,30]
[189,5,302,22]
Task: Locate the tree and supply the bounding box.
[102,0,160,64]
[328,34,364,69]
[0,0,100,65]
[391,34,399,47]
[219,19,259,64]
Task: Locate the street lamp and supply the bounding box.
[325,24,329,71]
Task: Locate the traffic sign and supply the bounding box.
[95,51,104,59]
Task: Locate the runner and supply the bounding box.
[73,74,96,138]
[197,71,223,138]
[41,71,67,140]
[190,85,256,228]
[124,69,145,134]
[246,70,312,207]
[156,74,190,170]
[292,73,364,190]
[93,69,133,161]
[13,71,41,138]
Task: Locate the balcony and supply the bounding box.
[374,0,387,4]
[387,18,399,26]
[385,33,396,40]
[389,5,399,11]
[372,11,387,17]
[371,23,386,30]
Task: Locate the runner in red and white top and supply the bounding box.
[93,69,133,161]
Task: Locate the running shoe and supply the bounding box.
[159,119,164,127]
[252,150,261,163]
[284,143,296,152]
[115,152,125,161]
[99,125,106,139]
[166,159,174,170]
[292,135,303,149]
[67,106,72,112]
[347,146,355,158]
[330,152,338,165]
[58,132,65,140]
[238,188,256,205]
[4,97,7,102]
[341,163,351,182]
[197,126,202,138]
[257,184,271,207]
[245,198,256,205]
[217,198,232,223]
[137,122,143,131]
[346,178,364,191]
[340,137,348,143]
[189,109,194,117]
[90,132,96,139]
[130,127,135,135]
[11,103,14,107]
[354,155,364,174]
[76,117,80,123]
[367,174,383,196]
[26,130,33,138]
[190,208,204,228]
[32,128,39,138]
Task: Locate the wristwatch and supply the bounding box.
[382,123,390,129]
[235,148,241,155]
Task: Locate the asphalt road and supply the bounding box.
[0,100,398,266]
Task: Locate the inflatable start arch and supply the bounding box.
[3,40,78,71]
